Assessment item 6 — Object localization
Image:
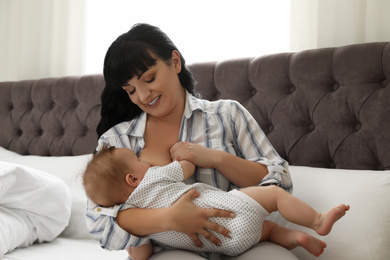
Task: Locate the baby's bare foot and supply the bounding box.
[296,232,327,257]
[314,204,350,236]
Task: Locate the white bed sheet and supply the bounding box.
[2,238,128,260]
[270,166,390,260]
[1,145,389,260]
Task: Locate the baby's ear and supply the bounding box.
[125,174,140,187]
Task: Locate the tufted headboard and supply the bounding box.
[1,42,389,170]
[0,75,105,156]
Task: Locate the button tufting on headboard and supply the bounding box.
[1,43,389,171]
[0,74,105,156]
[190,42,390,170]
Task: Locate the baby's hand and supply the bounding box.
[170,141,216,168]
[179,160,196,181]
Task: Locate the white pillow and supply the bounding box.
[0,147,95,240]
[268,166,390,260]
[0,162,72,255]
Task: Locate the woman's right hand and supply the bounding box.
[167,189,235,247]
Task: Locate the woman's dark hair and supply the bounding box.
[96,23,197,137]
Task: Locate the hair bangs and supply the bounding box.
[104,39,157,91]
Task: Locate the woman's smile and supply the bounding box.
[148,95,160,106]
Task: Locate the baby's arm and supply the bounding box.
[127,243,153,260]
[179,160,195,181]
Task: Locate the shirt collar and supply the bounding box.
[183,90,204,119]
[128,112,147,137]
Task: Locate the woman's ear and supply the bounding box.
[172,50,182,73]
[125,174,140,187]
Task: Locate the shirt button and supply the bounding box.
[97,207,102,212]
[283,170,287,174]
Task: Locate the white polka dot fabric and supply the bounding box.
[124,161,268,256]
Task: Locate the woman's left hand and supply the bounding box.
[170,142,216,168]
[171,141,268,188]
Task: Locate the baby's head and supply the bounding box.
[83,144,150,207]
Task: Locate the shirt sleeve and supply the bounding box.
[85,200,151,250]
[229,101,293,193]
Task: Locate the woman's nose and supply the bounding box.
[137,87,151,103]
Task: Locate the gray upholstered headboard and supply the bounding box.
[0,75,104,156]
[1,42,389,170]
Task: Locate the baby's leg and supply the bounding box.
[260,220,327,257]
[239,186,349,236]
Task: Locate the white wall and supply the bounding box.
[1,0,388,81]
[84,0,291,75]
[0,0,291,81]
[290,0,390,52]
[0,0,86,81]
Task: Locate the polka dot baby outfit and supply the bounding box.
[124,161,270,256]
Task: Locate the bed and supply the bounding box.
[1,42,389,260]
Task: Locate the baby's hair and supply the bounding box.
[83,143,129,206]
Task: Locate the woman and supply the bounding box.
[86,23,294,260]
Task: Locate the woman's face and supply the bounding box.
[122,50,185,120]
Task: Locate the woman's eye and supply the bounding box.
[123,88,135,95]
[122,84,136,95]
[145,77,155,83]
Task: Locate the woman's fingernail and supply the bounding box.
[230,213,236,217]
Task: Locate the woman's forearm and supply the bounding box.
[117,207,170,236]
[128,243,153,260]
[211,150,268,187]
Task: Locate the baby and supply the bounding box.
[83,144,349,259]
